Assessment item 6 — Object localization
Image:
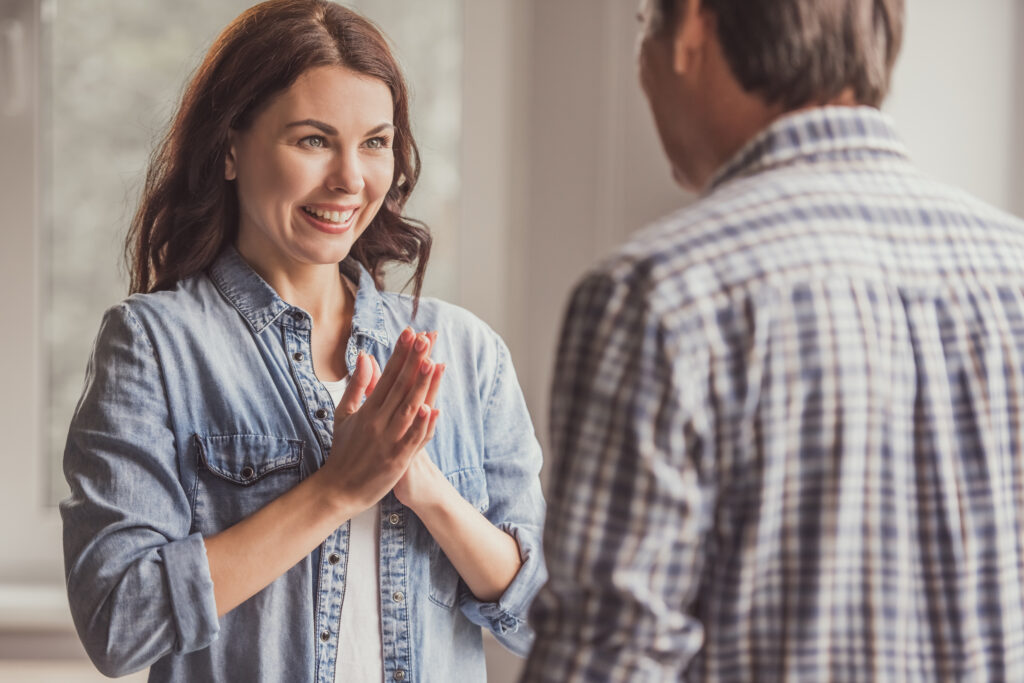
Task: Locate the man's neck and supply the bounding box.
[694,86,861,192]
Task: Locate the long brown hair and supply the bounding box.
[126,0,430,299]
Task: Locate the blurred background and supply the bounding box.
[0,0,1021,680]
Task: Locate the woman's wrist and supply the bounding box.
[402,465,452,518]
[308,466,363,523]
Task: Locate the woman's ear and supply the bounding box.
[224,131,238,181]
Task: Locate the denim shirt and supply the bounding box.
[61,247,547,682]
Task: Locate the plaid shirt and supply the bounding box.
[523,106,1024,682]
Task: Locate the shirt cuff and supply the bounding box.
[159,533,220,653]
[459,522,547,656]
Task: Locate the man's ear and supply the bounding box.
[672,1,711,75]
[224,131,238,181]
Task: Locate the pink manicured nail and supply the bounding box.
[399,327,414,344]
[415,334,428,352]
[420,359,433,375]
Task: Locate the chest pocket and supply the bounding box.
[192,434,304,536]
[428,467,490,610]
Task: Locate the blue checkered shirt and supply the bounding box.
[523,106,1024,682]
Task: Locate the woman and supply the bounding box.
[60,2,545,681]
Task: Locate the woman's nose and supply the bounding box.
[326,150,365,195]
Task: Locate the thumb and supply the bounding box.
[337,352,373,417]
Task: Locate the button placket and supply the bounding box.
[286,322,333,438]
[315,525,350,677]
[287,310,349,679]
[380,498,411,681]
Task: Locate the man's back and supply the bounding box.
[528,106,1024,681]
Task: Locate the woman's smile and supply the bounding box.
[299,204,360,234]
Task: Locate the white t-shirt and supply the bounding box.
[321,377,384,683]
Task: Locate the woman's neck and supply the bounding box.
[235,242,354,326]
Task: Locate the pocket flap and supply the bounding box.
[445,467,489,513]
[195,434,303,485]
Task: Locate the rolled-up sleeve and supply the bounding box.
[61,303,219,677]
[458,333,547,657]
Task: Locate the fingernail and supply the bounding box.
[415,334,428,352]
[420,359,433,375]
[418,404,430,418]
[400,327,414,344]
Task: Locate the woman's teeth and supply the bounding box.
[303,206,354,224]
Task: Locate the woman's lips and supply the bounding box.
[299,205,358,234]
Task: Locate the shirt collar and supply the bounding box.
[209,245,391,348]
[706,105,910,193]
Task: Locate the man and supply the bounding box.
[523,0,1024,680]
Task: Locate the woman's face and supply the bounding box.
[226,65,395,271]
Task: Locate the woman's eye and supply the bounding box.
[300,135,327,149]
[365,136,392,150]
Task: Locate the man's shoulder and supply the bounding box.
[600,165,1024,298]
[581,189,774,310]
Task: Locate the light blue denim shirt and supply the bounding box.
[61,247,546,682]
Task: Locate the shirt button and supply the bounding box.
[393,670,405,681]
[293,352,304,362]
[320,630,330,642]
[315,408,328,419]
[392,591,404,603]
[328,553,341,565]
[291,311,303,321]
[240,465,255,479]
[388,513,401,525]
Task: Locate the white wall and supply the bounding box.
[885,0,1022,214]
[512,0,688,453]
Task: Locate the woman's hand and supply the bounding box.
[393,358,526,604]
[318,327,440,513]
[393,338,446,510]
[343,331,522,605]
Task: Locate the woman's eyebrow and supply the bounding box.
[285,118,338,135]
[365,122,396,136]
[284,120,395,137]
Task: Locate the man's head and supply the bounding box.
[637,0,905,190]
